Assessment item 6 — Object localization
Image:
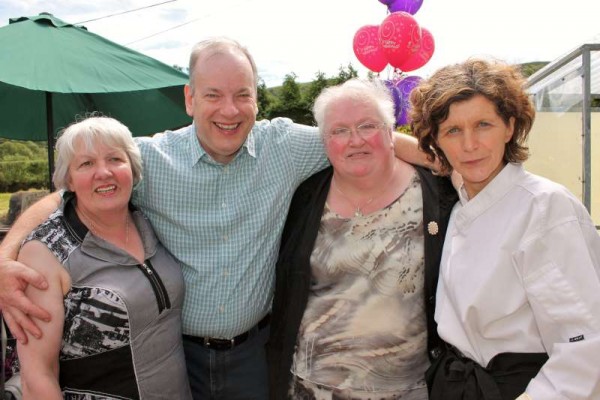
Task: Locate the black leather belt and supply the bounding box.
[183,313,270,351]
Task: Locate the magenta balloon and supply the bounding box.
[378,12,422,69]
[395,75,422,125]
[353,25,388,73]
[388,0,423,15]
[399,27,435,72]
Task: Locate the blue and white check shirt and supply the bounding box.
[133,118,328,338]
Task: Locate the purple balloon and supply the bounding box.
[396,75,422,99]
[384,79,402,122]
[388,0,423,15]
[395,75,422,125]
[396,106,409,126]
[378,0,396,5]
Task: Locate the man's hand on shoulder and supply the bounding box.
[0,257,50,343]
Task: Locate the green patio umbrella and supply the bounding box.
[0,13,191,187]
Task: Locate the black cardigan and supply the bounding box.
[267,166,458,400]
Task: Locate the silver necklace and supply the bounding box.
[331,167,399,218]
[77,206,130,246]
[331,179,375,218]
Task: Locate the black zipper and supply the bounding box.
[138,259,171,313]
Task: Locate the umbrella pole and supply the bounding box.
[45,92,55,191]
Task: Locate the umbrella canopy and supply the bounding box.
[0,13,191,187]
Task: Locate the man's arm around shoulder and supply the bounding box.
[0,192,61,342]
[393,132,441,172]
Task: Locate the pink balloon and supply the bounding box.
[388,0,423,15]
[353,25,388,73]
[378,12,422,69]
[399,27,435,72]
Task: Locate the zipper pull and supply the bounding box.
[141,263,153,275]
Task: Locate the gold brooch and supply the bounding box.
[427,221,439,235]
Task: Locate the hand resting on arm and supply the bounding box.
[0,192,61,343]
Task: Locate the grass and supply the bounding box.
[0,192,11,223]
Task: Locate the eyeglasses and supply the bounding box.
[326,121,386,140]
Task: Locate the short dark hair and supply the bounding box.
[409,58,535,173]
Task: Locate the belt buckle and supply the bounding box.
[203,337,235,349]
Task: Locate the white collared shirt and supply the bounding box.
[436,163,600,399]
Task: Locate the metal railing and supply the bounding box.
[527,43,600,218]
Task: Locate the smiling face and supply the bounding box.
[184,49,258,164]
[68,139,133,216]
[437,94,514,198]
[323,97,393,179]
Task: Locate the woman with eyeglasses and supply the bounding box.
[267,78,457,400]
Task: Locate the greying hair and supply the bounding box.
[188,37,258,94]
[410,58,534,173]
[312,78,395,136]
[53,116,142,190]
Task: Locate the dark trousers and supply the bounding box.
[427,346,548,400]
[183,326,269,400]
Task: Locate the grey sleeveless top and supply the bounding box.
[24,194,192,400]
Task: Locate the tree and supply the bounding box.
[267,73,313,125]
[519,62,549,78]
[280,73,302,105]
[256,78,273,120]
[302,71,330,123]
[0,141,34,159]
[0,141,48,191]
[333,63,359,85]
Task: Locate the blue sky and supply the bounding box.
[1,0,599,86]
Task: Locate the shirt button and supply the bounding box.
[223,270,229,276]
[223,235,228,241]
[430,347,442,359]
[219,306,224,313]
[222,202,227,208]
[429,295,435,305]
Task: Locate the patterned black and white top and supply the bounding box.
[23,194,192,400]
[291,173,429,400]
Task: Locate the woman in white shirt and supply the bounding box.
[409,58,600,400]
